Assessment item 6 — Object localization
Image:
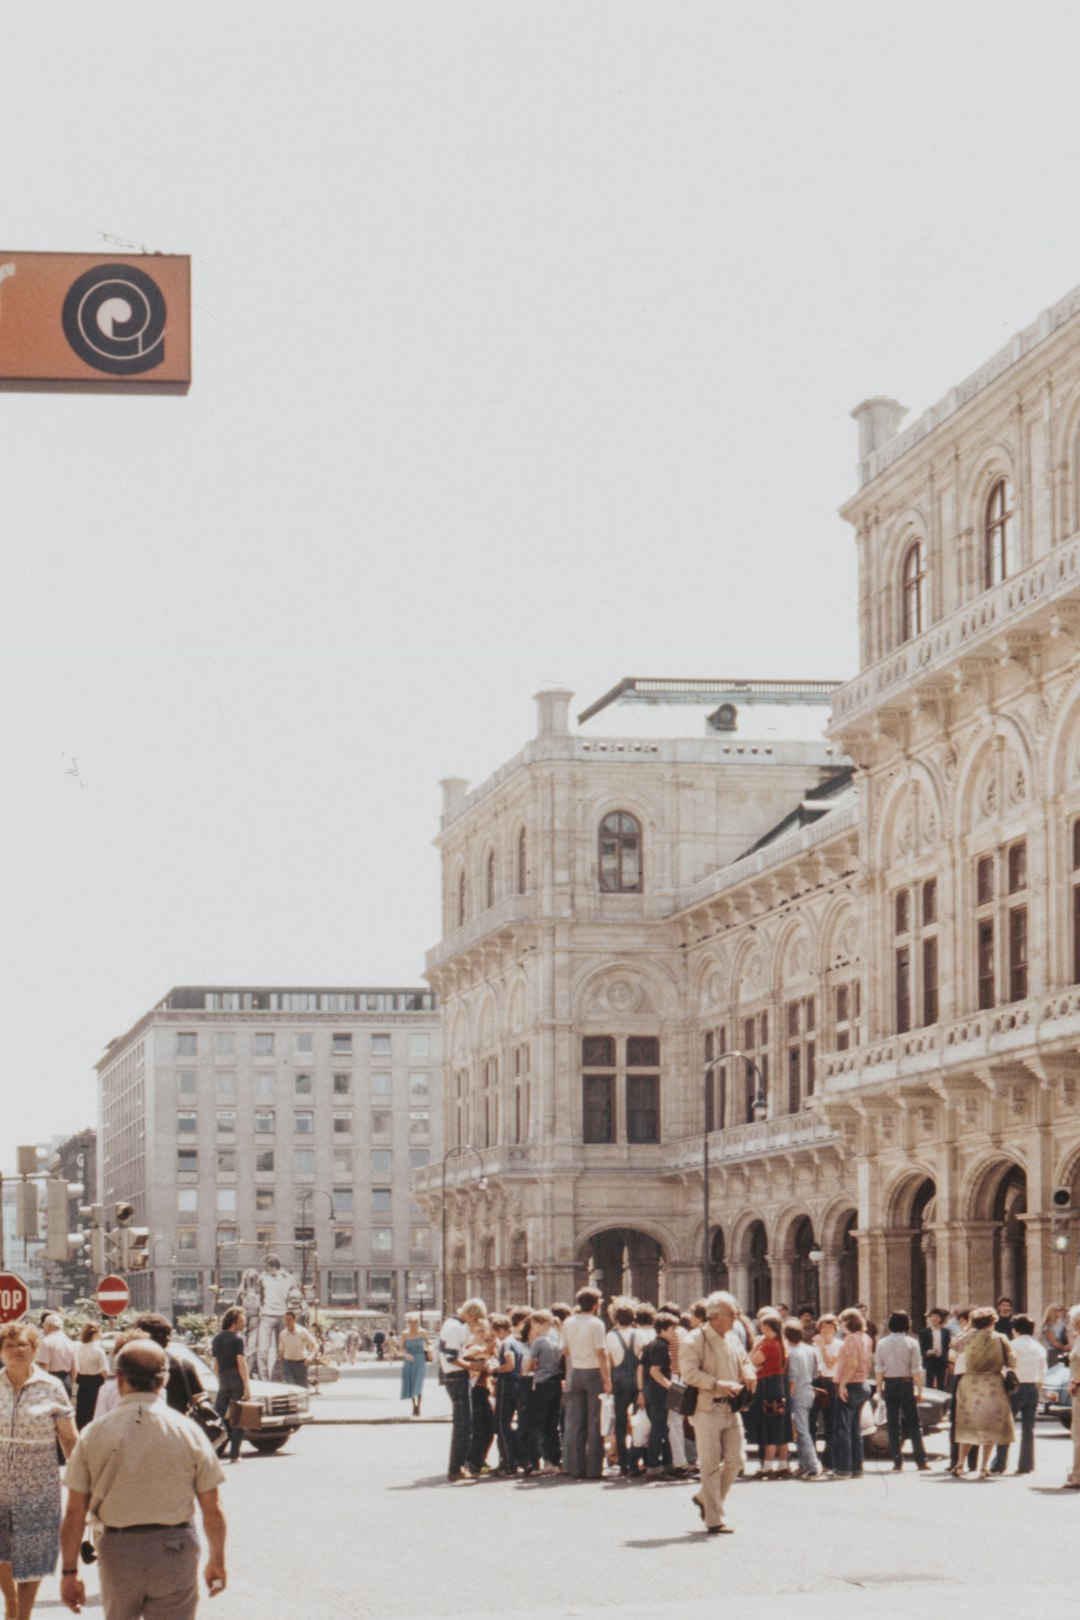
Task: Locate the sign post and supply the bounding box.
[97,1275,130,1318]
[0,1272,30,1324]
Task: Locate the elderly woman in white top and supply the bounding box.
[1062,1304,1080,1490]
[0,1321,77,1620]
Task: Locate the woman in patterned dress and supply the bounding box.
[0,1321,77,1620]
[954,1305,1016,1478]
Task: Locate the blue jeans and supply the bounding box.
[790,1388,821,1474]
[445,1374,472,1476]
[992,1381,1039,1472]
[883,1378,926,1465]
[281,1359,309,1387]
[645,1385,671,1469]
[832,1382,871,1475]
[215,1370,246,1461]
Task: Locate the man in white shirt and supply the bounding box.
[256,1255,299,1380]
[992,1312,1046,1474]
[278,1310,319,1387]
[561,1288,611,1479]
[438,1297,486,1483]
[37,1314,77,1393]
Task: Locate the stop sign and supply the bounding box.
[0,1273,29,1325]
[97,1275,130,1317]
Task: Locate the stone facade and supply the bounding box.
[422,280,1080,1323]
[97,985,441,1320]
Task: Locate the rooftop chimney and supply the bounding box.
[534,687,574,738]
[440,777,470,819]
[851,396,908,462]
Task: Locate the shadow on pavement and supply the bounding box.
[622,1534,707,1549]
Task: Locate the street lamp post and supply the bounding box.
[526,1268,537,1308]
[299,1189,336,1322]
[701,1049,769,1294]
[439,1145,488,1320]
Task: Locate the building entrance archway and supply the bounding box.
[577,1228,666,1305]
[746,1221,771,1314]
[837,1211,859,1311]
[910,1179,937,1328]
[993,1165,1027,1309]
[790,1216,818,1314]
[708,1226,729,1293]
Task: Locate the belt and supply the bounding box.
[883,1375,915,1381]
[103,1522,194,1534]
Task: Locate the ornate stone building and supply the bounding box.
[421,280,1080,1321]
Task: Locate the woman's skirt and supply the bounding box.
[758,1374,790,1447]
[955,1371,1016,1446]
[75,1373,104,1431]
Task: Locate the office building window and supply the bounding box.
[408,1033,430,1059]
[626,1074,659,1143]
[255,1150,275,1174]
[410,1226,431,1258]
[371,1073,392,1097]
[371,1035,391,1056]
[294,1073,313,1096]
[294,1032,313,1055]
[409,1150,429,1169]
[333,1073,351,1097]
[371,1110,392,1138]
[177,1071,196,1096]
[177,1189,197,1213]
[254,1033,274,1055]
[216,1149,236,1176]
[294,1149,314,1174]
[583,1074,615,1143]
[371,1150,392,1175]
[1009,906,1028,1002]
[256,1188,274,1213]
[254,1110,275,1135]
[333,1033,352,1055]
[215,1032,235,1057]
[255,1072,275,1100]
[216,1072,237,1100]
[410,1073,430,1102]
[217,1188,236,1213]
[176,1228,197,1252]
[333,1188,354,1215]
[294,1112,314,1135]
[370,1228,392,1256]
[329,1271,358,1302]
[334,1228,353,1253]
[372,1188,392,1212]
[177,1032,197,1055]
[333,1111,352,1135]
[178,1149,197,1174]
[177,1111,197,1135]
[923,936,939,1026]
[409,1113,430,1142]
[599,811,643,893]
[216,1110,236,1138]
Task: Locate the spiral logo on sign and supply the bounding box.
[61,262,167,375]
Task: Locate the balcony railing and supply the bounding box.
[425,894,534,975]
[831,531,1080,730]
[821,986,1080,1090]
[663,1109,836,1171]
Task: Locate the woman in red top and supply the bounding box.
[750,1312,790,1478]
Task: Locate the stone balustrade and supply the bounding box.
[831,531,1080,730]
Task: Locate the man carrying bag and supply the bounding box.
[680,1291,756,1536]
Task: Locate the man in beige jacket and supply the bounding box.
[680,1291,756,1534]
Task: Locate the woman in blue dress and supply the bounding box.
[0,1320,77,1620]
[400,1316,428,1416]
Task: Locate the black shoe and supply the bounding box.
[706,1524,734,1534]
[892,1461,902,1472]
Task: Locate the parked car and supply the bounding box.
[1040,1359,1073,1429]
[861,1387,950,1457]
[169,1339,313,1454]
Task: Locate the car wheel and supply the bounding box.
[246,1432,292,1454]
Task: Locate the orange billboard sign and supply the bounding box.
[0,252,190,393]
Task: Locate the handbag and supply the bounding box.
[1003,1368,1019,1395]
[812,1379,832,1411]
[763,1396,786,1418]
[665,1381,698,1417]
[188,1392,228,1451]
[728,1384,752,1414]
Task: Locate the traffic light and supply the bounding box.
[16,1144,41,1176]
[90,1230,108,1273]
[16,1181,39,1240]
[114,1201,135,1226]
[45,1179,82,1262]
[119,1228,150,1270]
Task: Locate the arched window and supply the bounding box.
[456,870,467,929]
[485,849,496,910]
[516,827,527,895]
[901,540,926,642]
[599,811,642,893]
[984,478,1015,587]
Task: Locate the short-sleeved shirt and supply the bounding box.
[755,1336,785,1378]
[437,1316,469,1376]
[642,1336,671,1383]
[210,1330,245,1375]
[874,1332,922,1378]
[526,1333,562,1384]
[562,1312,606,1370]
[36,1330,76,1377]
[64,1392,224,1528]
[279,1326,317,1361]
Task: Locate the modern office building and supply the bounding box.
[48,1128,97,1307]
[422,277,1080,1320]
[96,985,441,1320]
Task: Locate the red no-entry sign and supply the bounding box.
[0,1273,29,1324]
[97,1275,130,1317]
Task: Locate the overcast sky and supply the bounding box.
[4,1,1080,1158]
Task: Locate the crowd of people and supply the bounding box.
[434,1288,1080,1534]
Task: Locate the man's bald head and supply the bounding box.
[116,1339,168,1393]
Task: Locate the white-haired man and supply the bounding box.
[680,1291,756,1535]
[1063,1303,1080,1489]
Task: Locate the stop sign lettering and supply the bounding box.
[0,1273,30,1324]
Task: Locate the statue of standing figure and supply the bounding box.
[235,1268,262,1369]
[255,1253,300,1380]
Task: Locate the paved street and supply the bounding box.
[33,1370,1078,1619]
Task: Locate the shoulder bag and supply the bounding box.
[173,1353,228,1452]
[665,1381,698,1416]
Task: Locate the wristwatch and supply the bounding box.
[62,1569,78,1577]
